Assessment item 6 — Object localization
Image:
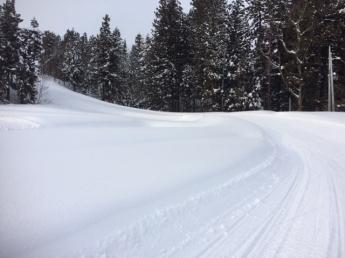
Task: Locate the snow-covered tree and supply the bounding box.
[278,0,317,111]
[0,0,22,102]
[17,18,42,104]
[0,5,5,103]
[119,40,131,106]
[41,31,62,79]
[146,0,188,111]
[190,0,229,111]
[224,0,262,111]
[61,29,83,92]
[109,28,126,104]
[248,0,285,110]
[85,35,99,96]
[96,15,125,103]
[96,15,113,102]
[77,33,90,93]
[180,64,197,111]
[128,34,146,107]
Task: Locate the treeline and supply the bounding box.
[1,0,345,112]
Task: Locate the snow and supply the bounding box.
[1,78,345,258]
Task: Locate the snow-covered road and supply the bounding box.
[1,79,345,258]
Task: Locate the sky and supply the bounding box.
[3,0,191,45]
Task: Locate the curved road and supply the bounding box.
[68,112,345,258]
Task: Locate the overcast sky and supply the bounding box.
[2,0,191,45]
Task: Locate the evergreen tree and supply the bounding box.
[78,33,90,93]
[62,29,83,92]
[141,35,155,109]
[147,0,188,111]
[97,15,113,101]
[248,0,285,111]
[120,40,130,106]
[0,0,22,102]
[96,15,124,103]
[109,28,125,104]
[190,0,229,111]
[180,64,197,111]
[85,35,99,96]
[179,12,196,112]
[41,31,62,79]
[17,18,42,104]
[128,34,146,107]
[225,0,261,111]
[0,5,5,103]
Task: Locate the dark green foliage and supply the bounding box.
[41,31,62,79]
[190,0,229,111]
[0,0,22,103]
[96,15,126,103]
[144,0,188,111]
[17,18,42,104]
[128,34,146,107]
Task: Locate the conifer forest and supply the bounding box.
[1,0,345,112]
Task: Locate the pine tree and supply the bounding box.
[97,15,112,101]
[180,64,197,111]
[128,34,146,107]
[109,28,125,104]
[141,35,155,109]
[17,18,42,104]
[190,0,229,112]
[225,0,261,111]
[120,40,130,106]
[42,31,62,79]
[97,15,118,103]
[0,5,5,103]
[78,33,90,93]
[147,0,188,111]
[248,0,285,111]
[85,35,99,96]
[0,0,22,102]
[179,14,195,112]
[61,29,83,92]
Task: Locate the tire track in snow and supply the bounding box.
[234,113,345,258]
[327,170,344,258]
[160,126,304,258]
[197,164,300,258]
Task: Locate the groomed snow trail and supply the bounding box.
[1,79,345,258]
[68,114,345,258]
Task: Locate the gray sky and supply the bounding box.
[3,0,191,45]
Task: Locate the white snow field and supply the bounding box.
[1,78,345,258]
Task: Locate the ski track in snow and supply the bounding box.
[1,78,345,258]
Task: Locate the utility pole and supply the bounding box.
[328,46,335,112]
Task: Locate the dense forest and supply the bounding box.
[0,0,345,112]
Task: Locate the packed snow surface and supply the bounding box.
[1,78,345,258]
